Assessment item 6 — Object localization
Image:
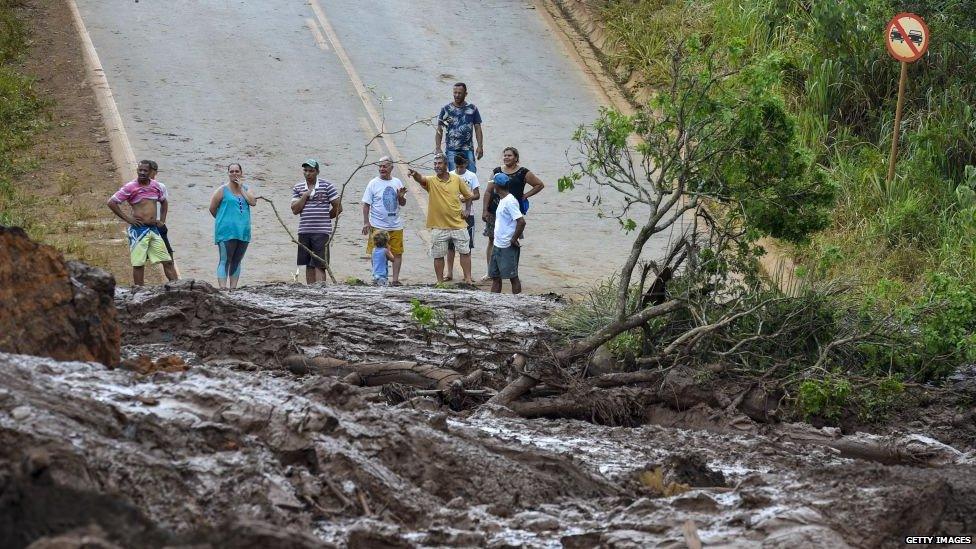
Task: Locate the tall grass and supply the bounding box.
[0,0,44,233]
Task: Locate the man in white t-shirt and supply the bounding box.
[446,154,480,281]
[488,172,525,294]
[361,156,408,285]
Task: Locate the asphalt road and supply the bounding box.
[76,0,677,292]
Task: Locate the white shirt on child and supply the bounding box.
[452,169,480,217]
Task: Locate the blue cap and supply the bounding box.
[493,173,510,187]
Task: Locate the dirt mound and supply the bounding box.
[0,226,119,366]
[115,281,558,369]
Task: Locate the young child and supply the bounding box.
[371,230,395,286]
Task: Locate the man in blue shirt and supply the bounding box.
[435,82,484,172]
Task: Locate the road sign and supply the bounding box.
[884,12,930,184]
[885,13,929,63]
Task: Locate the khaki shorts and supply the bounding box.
[430,228,470,259]
[366,228,404,255]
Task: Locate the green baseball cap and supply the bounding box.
[301,159,320,170]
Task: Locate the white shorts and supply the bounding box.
[430,228,470,258]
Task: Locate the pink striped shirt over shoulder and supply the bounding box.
[110,179,168,204]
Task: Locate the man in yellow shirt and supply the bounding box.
[408,154,475,283]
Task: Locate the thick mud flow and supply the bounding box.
[2,282,974,548]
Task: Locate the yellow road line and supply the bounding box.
[306,0,431,236]
[304,18,329,51]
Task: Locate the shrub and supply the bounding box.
[796,375,853,422]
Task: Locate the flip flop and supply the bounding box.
[443,276,454,282]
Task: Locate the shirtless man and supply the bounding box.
[146,160,180,278]
[107,160,179,285]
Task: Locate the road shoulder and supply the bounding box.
[11,0,130,282]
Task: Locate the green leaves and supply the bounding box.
[409,298,440,329]
[797,376,852,422]
[557,172,580,193]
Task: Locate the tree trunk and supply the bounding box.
[342,362,464,391]
[557,299,683,363]
[487,355,539,407]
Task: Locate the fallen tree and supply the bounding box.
[482,39,836,409]
[282,354,485,409]
[459,39,948,434]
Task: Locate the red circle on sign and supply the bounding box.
[885,12,929,63]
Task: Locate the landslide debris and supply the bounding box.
[0,225,119,366]
[1,251,974,546]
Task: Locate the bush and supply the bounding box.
[796,376,853,422]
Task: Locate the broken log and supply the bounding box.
[507,386,695,422]
[461,369,483,387]
[282,355,354,376]
[342,362,464,392]
[588,369,668,388]
[284,355,474,393]
[487,355,539,407]
[775,425,974,467]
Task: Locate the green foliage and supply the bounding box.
[796,376,852,422]
[715,81,834,242]
[0,2,45,234]
[860,377,906,421]
[409,298,440,329]
[916,273,976,375]
[549,276,639,338]
[608,330,642,361]
[796,374,905,423]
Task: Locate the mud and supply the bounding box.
[1,281,973,548]
[0,226,119,366]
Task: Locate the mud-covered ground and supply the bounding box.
[2,282,975,548]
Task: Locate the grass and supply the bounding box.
[57,170,79,195]
[0,1,126,276]
[0,0,45,235]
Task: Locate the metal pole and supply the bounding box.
[886,61,908,184]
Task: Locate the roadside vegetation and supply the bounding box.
[0,1,119,271]
[545,0,976,424]
[0,0,45,232]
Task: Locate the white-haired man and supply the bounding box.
[361,156,408,285]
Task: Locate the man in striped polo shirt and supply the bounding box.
[291,159,342,283]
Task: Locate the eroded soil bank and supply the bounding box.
[1,280,974,548]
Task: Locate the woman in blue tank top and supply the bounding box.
[208,163,256,289]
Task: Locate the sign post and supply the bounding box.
[884,13,930,184]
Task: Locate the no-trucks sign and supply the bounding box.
[883,12,930,184]
[885,13,929,63]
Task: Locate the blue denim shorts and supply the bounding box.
[446,149,476,173]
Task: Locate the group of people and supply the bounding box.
[106,83,545,294]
